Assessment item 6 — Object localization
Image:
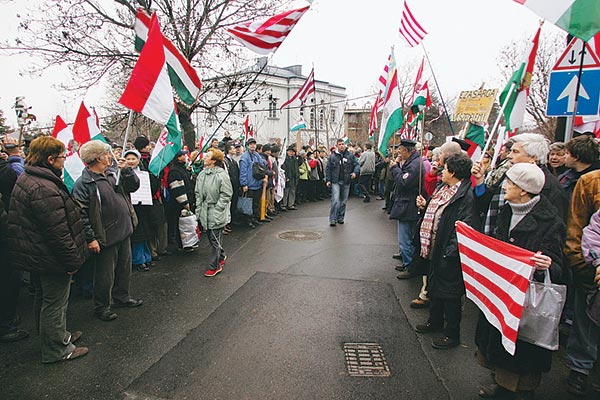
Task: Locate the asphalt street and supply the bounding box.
[0,196,595,399]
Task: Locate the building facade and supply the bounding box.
[194,59,347,148]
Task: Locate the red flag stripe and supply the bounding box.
[72,102,91,145]
[399,1,428,47]
[461,262,526,320]
[280,68,315,109]
[464,281,519,343]
[227,6,309,54]
[135,10,202,90]
[52,115,68,138]
[119,14,166,114]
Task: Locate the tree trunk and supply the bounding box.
[177,104,196,148]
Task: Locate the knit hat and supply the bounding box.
[505,163,545,195]
[80,140,111,164]
[123,149,141,159]
[133,136,150,151]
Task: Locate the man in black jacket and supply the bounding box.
[166,149,195,250]
[389,139,424,278]
[72,140,143,322]
[325,139,359,226]
[224,143,241,226]
[281,146,299,210]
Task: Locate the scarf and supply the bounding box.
[420,181,461,259]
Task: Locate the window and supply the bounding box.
[319,108,325,130]
[268,98,278,119]
[309,108,315,129]
[330,109,336,125]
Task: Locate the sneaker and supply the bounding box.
[219,255,228,268]
[330,221,337,227]
[431,336,460,349]
[204,266,223,277]
[410,298,430,309]
[567,370,588,396]
[112,298,144,308]
[376,196,384,200]
[135,264,150,272]
[95,309,118,321]
[288,206,298,210]
[415,322,443,333]
[337,220,344,224]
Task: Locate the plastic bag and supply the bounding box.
[179,210,199,248]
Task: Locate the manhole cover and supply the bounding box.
[343,343,390,377]
[278,230,322,241]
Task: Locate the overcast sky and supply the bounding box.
[0,0,565,129]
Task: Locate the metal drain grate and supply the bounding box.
[343,343,390,377]
[278,230,322,241]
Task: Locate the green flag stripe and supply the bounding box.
[378,108,404,154]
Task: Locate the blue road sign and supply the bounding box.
[547,69,600,116]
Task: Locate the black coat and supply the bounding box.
[389,151,424,221]
[7,166,88,274]
[475,195,566,375]
[325,150,360,185]
[413,180,478,298]
[282,155,299,184]
[0,158,17,208]
[224,155,241,194]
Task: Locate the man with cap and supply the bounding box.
[389,138,425,279]
[239,137,268,227]
[72,140,143,321]
[166,149,195,250]
[232,141,244,164]
[325,138,360,226]
[281,145,299,211]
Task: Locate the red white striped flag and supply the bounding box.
[399,1,428,47]
[456,221,535,356]
[226,6,310,55]
[280,68,315,109]
[369,93,383,139]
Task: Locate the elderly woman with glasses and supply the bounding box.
[7,136,89,363]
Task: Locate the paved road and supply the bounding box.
[0,197,594,399]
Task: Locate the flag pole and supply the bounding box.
[418,111,425,202]
[421,43,455,136]
[564,40,587,142]
[480,81,517,162]
[312,64,318,147]
[116,109,135,186]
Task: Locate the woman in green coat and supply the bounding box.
[195,148,233,277]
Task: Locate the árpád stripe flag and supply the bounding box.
[72,102,106,145]
[52,115,86,191]
[513,0,600,42]
[456,221,535,356]
[399,1,428,47]
[120,14,174,126]
[134,9,201,106]
[280,68,315,109]
[227,6,310,55]
[378,50,404,154]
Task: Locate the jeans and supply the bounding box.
[132,241,152,265]
[329,182,350,223]
[567,288,600,375]
[397,221,415,267]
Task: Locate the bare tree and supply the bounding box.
[497,31,565,140]
[3,0,292,146]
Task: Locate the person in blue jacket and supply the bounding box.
[239,138,268,228]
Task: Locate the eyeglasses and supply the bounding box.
[55,155,67,159]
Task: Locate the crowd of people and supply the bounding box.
[1,128,600,399]
[385,132,600,399]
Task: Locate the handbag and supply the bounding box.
[179,211,199,248]
[517,270,567,351]
[236,193,253,216]
[252,161,270,180]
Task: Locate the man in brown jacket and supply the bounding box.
[565,169,600,395]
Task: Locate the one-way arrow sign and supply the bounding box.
[547,70,600,116]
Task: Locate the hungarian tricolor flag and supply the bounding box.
[378,50,404,154]
[72,102,106,145]
[409,58,432,116]
[134,9,202,105]
[499,25,541,134]
[120,13,182,176]
[456,221,535,356]
[513,0,600,41]
[52,115,86,191]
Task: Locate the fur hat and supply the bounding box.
[80,140,111,164]
[505,163,545,195]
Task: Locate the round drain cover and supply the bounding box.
[278,230,322,241]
